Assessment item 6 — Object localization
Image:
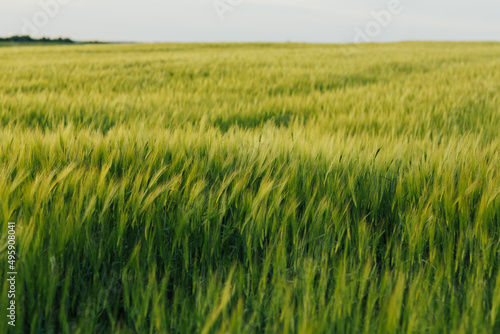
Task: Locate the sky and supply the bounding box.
[1,0,499,43]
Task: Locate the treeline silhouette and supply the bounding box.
[0,35,74,44]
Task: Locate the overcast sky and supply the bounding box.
[1,0,499,43]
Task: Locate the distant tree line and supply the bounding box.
[0,35,74,44]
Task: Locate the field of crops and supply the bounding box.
[1,42,500,333]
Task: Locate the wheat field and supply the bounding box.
[1,42,500,333]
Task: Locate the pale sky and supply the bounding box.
[1,0,499,43]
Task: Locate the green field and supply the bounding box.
[1,42,500,333]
